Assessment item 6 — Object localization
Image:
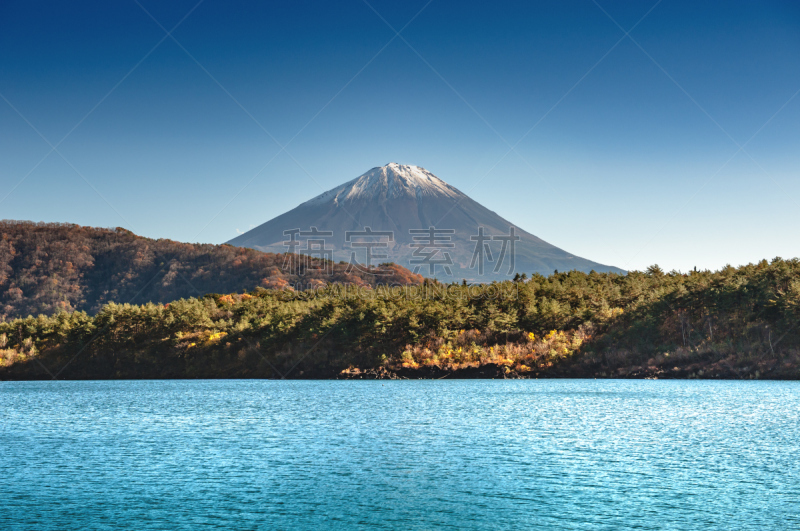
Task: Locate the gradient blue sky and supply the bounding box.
[1,0,798,272]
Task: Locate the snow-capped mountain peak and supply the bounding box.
[304,163,462,206]
[230,162,625,279]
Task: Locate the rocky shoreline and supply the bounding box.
[335,355,798,380]
[4,353,797,381]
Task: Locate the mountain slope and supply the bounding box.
[229,163,623,280]
[0,220,422,319]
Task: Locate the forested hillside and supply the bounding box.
[0,221,422,320]
[2,258,798,380]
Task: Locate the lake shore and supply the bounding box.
[336,356,799,380]
[3,349,797,380]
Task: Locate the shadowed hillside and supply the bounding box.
[0,220,423,319]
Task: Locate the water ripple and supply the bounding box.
[1,379,798,530]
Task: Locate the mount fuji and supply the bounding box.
[228,163,624,281]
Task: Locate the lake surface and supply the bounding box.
[1,380,798,530]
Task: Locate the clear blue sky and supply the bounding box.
[1,0,798,272]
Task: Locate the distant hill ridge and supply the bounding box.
[0,220,422,319]
[229,163,624,281]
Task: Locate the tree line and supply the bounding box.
[2,256,798,380]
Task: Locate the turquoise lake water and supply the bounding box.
[2,379,798,530]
